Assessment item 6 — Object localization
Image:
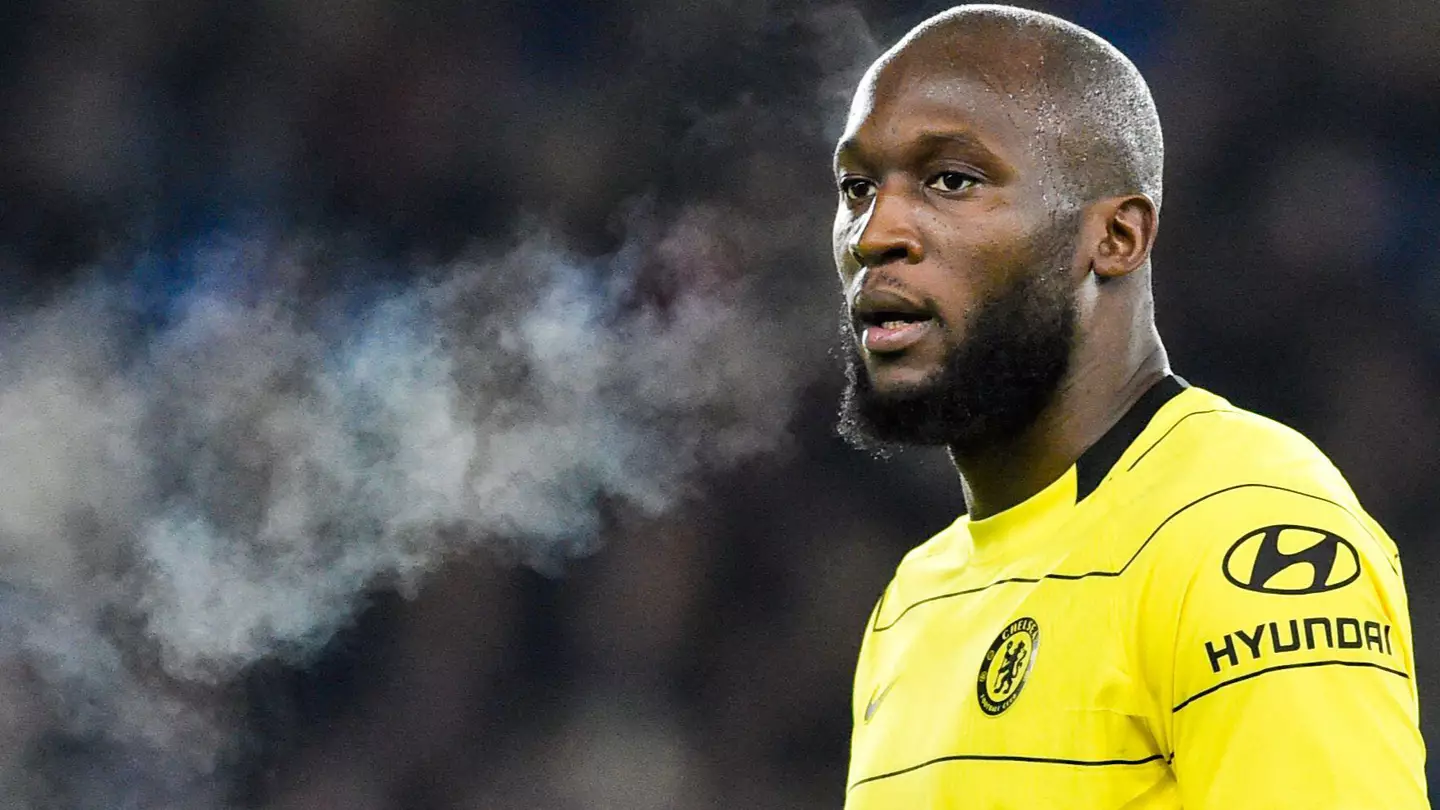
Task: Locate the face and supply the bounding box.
[832,53,1082,453]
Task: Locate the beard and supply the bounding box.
[836,222,1079,457]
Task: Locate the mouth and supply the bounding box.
[852,291,936,355]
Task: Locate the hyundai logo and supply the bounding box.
[1221,524,1361,595]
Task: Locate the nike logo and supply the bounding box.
[864,680,897,723]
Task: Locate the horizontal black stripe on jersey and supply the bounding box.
[848,752,1166,792]
[872,483,1391,633]
[1171,658,1410,713]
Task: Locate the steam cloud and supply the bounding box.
[0,210,810,807]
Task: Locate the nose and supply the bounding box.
[848,186,924,269]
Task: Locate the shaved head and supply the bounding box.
[855,4,1164,212]
[831,4,1168,460]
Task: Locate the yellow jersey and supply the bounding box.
[845,377,1426,809]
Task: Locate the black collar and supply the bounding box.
[1074,374,1188,501]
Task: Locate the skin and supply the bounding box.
[832,32,1169,519]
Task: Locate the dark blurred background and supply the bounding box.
[2,0,1437,807]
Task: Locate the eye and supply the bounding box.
[927,171,979,193]
[839,176,876,202]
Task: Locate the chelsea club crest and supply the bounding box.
[977,617,1040,716]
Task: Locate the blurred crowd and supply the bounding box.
[2,0,1439,807]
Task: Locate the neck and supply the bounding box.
[948,312,1168,520]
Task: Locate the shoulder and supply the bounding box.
[1131,386,1354,501]
[878,520,967,615]
[1122,386,1407,655]
[909,513,965,551]
[1124,386,1394,571]
[857,516,970,637]
[1121,390,1415,719]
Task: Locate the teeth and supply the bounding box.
[881,320,910,329]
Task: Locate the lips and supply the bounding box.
[851,288,936,355]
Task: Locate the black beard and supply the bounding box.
[836,227,1079,457]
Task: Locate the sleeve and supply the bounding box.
[851,583,889,726]
[1140,482,1426,809]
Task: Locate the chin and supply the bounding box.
[862,360,944,397]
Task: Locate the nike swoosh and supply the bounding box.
[864,680,897,723]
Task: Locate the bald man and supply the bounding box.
[832,5,1426,809]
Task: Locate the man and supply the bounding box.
[832,5,1426,808]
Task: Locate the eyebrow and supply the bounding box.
[834,130,1001,172]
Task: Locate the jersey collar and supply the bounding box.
[964,374,1189,559]
[1074,373,1189,502]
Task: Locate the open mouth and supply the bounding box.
[853,308,935,355]
[850,286,936,355]
[856,309,931,331]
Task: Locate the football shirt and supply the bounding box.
[846,376,1426,808]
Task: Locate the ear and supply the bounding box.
[1089,194,1158,280]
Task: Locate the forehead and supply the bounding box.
[835,54,1040,171]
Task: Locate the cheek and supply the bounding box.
[910,265,988,332]
[922,237,1033,328]
[832,208,860,282]
[940,208,1057,290]
[923,237,1013,315]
